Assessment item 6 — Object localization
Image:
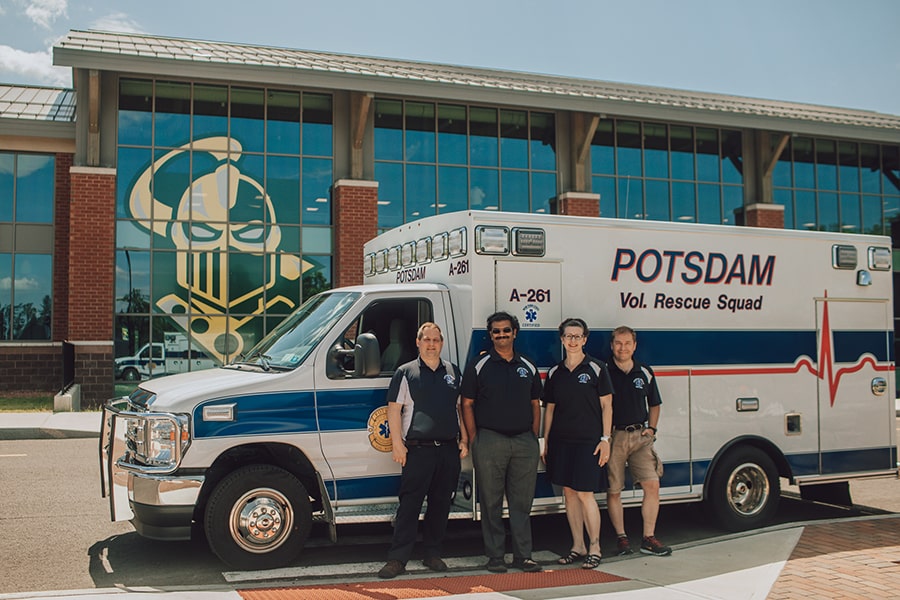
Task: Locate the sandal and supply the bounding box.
[557,550,585,565]
[582,554,602,569]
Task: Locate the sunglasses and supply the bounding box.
[491,327,513,334]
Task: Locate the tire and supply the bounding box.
[705,446,780,532]
[122,368,139,382]
[204,464,312,570]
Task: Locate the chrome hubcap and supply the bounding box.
[230,488,293,553]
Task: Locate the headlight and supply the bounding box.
[125,412,190,472]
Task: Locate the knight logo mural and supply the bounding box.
[126,136,317,364]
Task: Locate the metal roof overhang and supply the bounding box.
[0,117,75,140]
[54,47,900,145]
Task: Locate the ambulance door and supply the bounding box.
[495,259,564,511]
[312,291,455,506]
[815,298,894,474]
[494,260,562,332]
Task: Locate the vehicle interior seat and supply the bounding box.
[381,319,415,372]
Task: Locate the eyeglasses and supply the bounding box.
[491,327,513,334]
[563,334,584,342]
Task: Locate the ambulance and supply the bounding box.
[100,210,899,570]
[114,332,216,381]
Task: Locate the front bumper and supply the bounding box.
[100,400,204,536]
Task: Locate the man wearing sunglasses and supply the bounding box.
[461,311,543,573]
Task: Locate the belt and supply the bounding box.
[483,427,530,437]
[405,439,458,447]
[614,423,645,432]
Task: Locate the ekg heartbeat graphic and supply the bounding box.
[657,291,893,406]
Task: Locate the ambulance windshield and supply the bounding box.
[232,291,361,371]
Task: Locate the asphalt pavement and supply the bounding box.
[1,411,898,600]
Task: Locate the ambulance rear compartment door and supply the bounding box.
[816,297,895,475]
[494,259,565,513]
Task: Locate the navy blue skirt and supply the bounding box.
[546,438,609,492]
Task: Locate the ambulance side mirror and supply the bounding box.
[353,333,382,377]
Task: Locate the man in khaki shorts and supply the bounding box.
[606,325,671,557]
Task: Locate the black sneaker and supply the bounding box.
[510,557,543,572]
[616,536,634,556]
[640,535,672,556]
[378,559,406,578]
[486,557,508,573]
[423,556,448,572]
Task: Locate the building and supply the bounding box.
[1,29,898,407]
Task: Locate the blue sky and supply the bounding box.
[1,0,898,115]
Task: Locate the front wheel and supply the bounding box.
[705,446,780,532]
[204,464,312,570]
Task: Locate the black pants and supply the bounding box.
[387,443,461,562]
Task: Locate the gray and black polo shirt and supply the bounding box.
[387,356,462,442]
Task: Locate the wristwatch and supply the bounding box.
[648,426,658,434]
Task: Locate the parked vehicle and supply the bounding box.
[114,332,216,381]
[101,210,899,569]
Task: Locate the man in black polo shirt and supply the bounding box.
[606,325,671,557]
[377,322,468,579]
[461,311,543,573]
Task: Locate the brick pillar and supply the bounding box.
[552,192,600,217]
[734,203,785,229]
[69,166,116,407]
[333,179,379,288]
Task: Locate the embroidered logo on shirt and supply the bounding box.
[517,367,529,378]
[444,373,456,386]
[633,377,645,390]
[577,373,591,384]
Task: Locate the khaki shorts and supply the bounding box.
[607,429,664,494]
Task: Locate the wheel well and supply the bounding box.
[702,436,791,501]
[193,442,323,523]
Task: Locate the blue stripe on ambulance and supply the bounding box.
[191,326,894,500]
[467,329,892,368]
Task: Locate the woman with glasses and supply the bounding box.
[541,318,614,569]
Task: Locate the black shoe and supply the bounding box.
[423,556,448,572]
[378,559,406,578]
[510,557,543,572]
[616,535,634,556]
[486,557,508,573]
[640,535,672,556]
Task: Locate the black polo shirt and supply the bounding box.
[542,354,614,442]
[607,358,662,426]
[460,348,542,435]
[387,357,462,442]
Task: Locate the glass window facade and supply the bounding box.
[591,120,743,225]
[0,152,54,341]
[115,79,334,378]
[773,138,900,234]
[374,100,557,230]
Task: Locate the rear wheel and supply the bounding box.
[706,446,780,531]
[204,464,312,570]
[121,367,139,382]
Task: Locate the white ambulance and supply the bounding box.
[114,332,217,381]
[101,210,898,570]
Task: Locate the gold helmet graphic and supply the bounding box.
[128,136,312,363]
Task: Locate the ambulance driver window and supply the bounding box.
[327,299,432,379]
